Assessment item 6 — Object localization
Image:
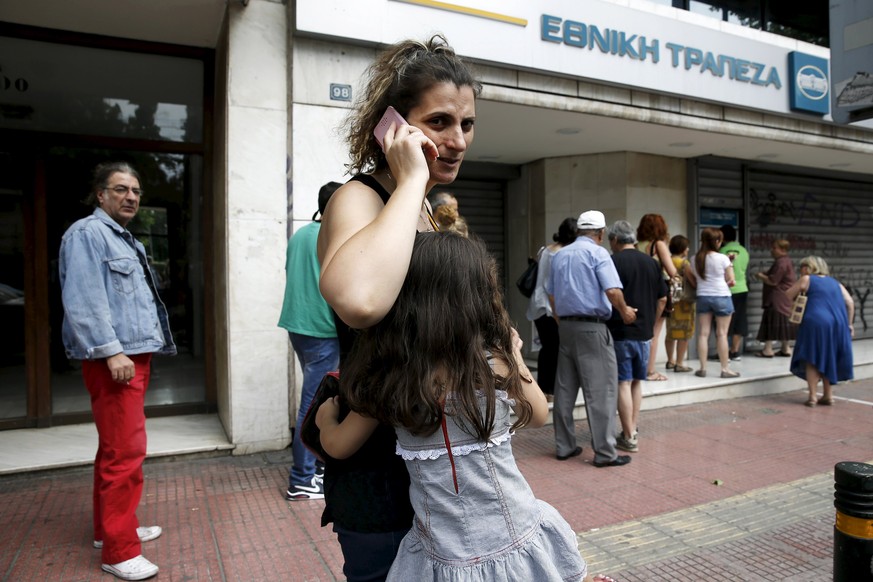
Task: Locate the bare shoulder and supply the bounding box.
[317,179,388,262]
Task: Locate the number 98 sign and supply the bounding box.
[330,83,352,102]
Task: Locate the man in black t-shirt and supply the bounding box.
[607,220,667,454]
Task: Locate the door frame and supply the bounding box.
[0,22,216,429]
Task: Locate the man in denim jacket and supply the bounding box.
[59,161,175,582]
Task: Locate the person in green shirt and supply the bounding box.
[278,181,342,501]
[720,225,750,360]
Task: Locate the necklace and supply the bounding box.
[384,170,396,191]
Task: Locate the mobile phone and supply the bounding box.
[373,106,408,150]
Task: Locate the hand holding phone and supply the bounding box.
[373,106,408,150]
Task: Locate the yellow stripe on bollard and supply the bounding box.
[836,511,873,539]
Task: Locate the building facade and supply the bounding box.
[1,0,870,451]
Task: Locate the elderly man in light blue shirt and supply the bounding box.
[546,210,636,468]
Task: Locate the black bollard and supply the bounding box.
[833,461,873,581]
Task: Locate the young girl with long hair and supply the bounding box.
[686,227,739,378]
[317,232,606,582]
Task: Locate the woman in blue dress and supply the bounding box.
[786,256,855,407]
[316,232,612,582]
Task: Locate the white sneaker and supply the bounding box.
[101,555,159,580]
[285,475,325,500]
[94,526,162,549]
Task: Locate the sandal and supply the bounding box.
[754,352,774,358]
[805,399,816,407]
[666,362,675,370]
[646,372,668,381]
[776,351,792,357]
[817,397,833,405]
[593,576,617,582]
[673,365,692,373]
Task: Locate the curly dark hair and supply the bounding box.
[344,35,482,175]
[339,232,532,440]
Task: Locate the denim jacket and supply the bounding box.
[59,208,176,360]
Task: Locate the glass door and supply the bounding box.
[0,146,208,427]
[0,29,212,428]
[45,148,207,418]
[0,152,29,423]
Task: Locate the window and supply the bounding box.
[664,1,828,47]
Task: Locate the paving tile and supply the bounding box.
[1,379,871,580]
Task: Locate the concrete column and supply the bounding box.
[221,0,290,454]
[533,152,687,369]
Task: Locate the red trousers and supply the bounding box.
[83,354,152,564]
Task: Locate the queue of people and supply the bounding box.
[58,33,854,582]
[523,211,856,456]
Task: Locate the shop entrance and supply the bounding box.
[0,147,210,429]
[0,28,214,429]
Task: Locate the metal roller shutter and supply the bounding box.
[444,178,506,278]
[695,157,872,342]
[747,169,873,340]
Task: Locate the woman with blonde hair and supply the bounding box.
[433,203,468,236]
[786,256,854,407]
[686,228,739,378]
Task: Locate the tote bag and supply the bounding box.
[789,292,807,324]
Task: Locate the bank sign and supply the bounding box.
[297,0,832,118]
[787,52,830,115]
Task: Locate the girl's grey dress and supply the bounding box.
[387,390,588,581]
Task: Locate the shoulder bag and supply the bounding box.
[515,248,542,298]
[679,259,696,302]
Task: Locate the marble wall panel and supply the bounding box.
[292,38,375,107]
[227,108,288,220]
[290,103,350,222]
[228,0,287,111]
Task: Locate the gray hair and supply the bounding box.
[87,161,141,206]
[428,191,457,210]
[607,220,637,245]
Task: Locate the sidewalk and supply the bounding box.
[1,378,871,581]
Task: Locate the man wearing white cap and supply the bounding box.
[546,210,637,468]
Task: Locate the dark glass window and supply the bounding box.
[765,0,828,47]
[0,36,205,142]
[666,1,828,47]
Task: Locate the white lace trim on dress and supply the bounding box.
[396,429,513,461]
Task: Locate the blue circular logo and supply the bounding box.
[796,65,828,101]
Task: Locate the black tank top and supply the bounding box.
[321,173,414,533]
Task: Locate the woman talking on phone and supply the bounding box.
[316,35,480,582]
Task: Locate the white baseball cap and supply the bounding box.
[577,210,606,230]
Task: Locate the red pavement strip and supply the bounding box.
[1,379,871,581]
